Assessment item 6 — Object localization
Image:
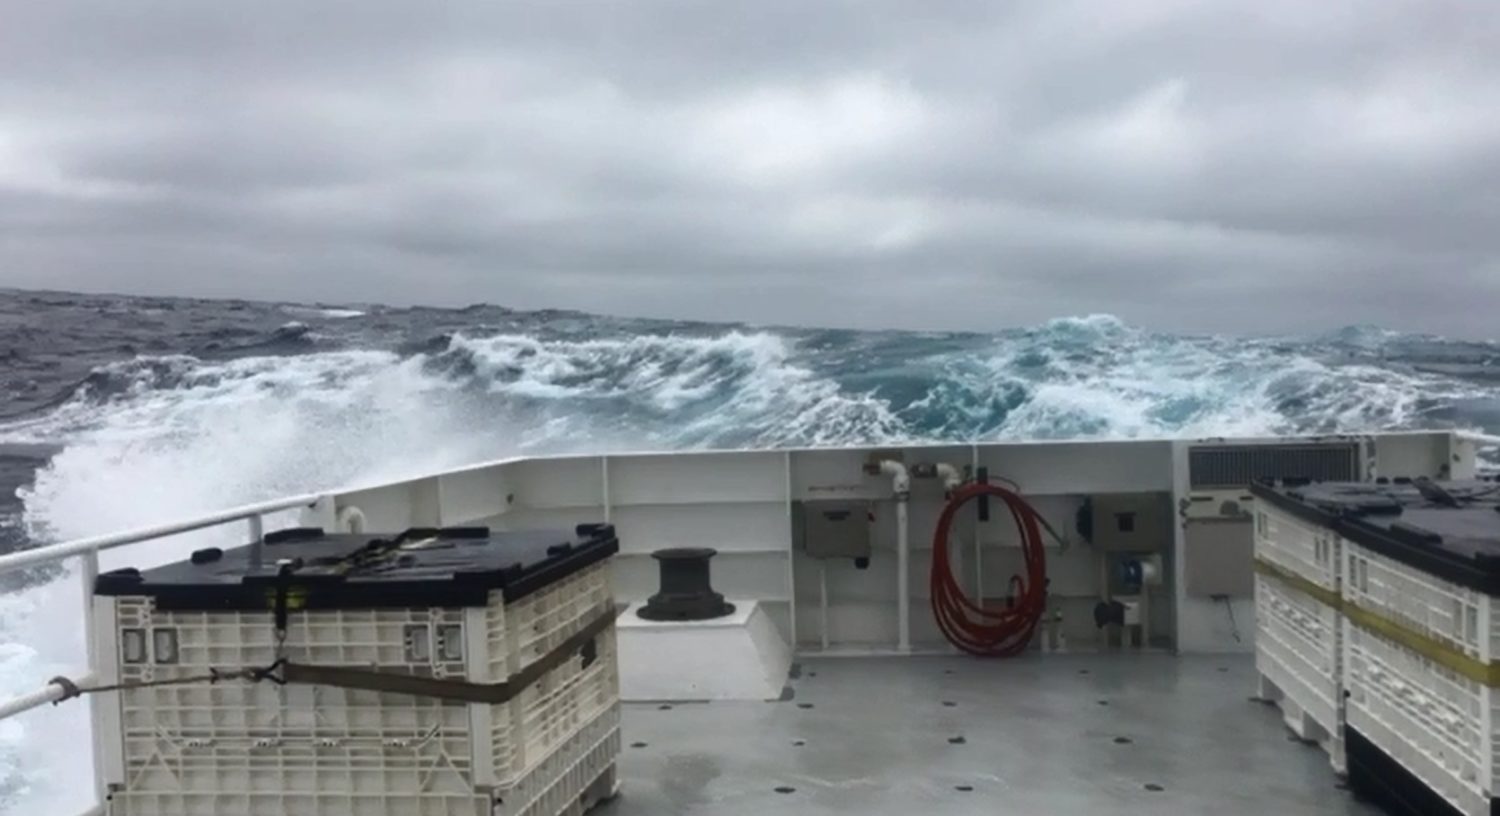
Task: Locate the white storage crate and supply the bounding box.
[1251,492,1345,770]
[488,563,619,783]
[92,526,621,816]
[1328,480,1500,816]
[1255,573,1345,769]
[1255,499,1340,591]
[1344,619,1492,816]
[1345,543,1493,664]
[493,704,620,816]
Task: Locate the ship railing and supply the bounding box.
[0,492,326,816]
[1459,431,1500,448]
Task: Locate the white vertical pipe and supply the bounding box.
[79,552,99,664]
[78,551,103,804]
[601,457,612,523]
[877,460,911,653]
[819,561,830,652]
[247,514,265,570]
[895,498,910,652]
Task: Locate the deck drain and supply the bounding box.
[941,701,957,708]
[792,740,805,747]
[954,785,974,792]
[1144,783,1165,792]
[809,671,817,678]
[774,786,796,794]
[658,704,672,711]
[943,669,953,675]
[1097,700,1109,706]
[1078,669,1090,675]
[629,742,647,749]
[797,703,814,709]
[1217,667,1229,673]
[1113,737,1133,745]
[948,736,966,745]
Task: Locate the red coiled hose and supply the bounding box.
[930,481,1048,656]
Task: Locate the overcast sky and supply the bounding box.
[1,2,1496,336]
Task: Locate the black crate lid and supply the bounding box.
[1250,479,1500,594]
[94,524,617,610]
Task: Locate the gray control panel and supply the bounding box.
[793,500,874,560]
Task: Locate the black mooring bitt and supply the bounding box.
[639,547,735,621]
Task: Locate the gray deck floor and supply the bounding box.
[597,654,1378,816]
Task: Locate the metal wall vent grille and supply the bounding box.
[1189,445,1358,488]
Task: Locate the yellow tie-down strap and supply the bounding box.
[1253,558,1341,610]
[1253,557,1500,688]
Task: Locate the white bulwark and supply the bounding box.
[0,428,1491,816]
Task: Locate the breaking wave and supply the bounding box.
[7,317,1497,543]
[0,308,1497,813]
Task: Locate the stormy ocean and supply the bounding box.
[0,286,1497,812]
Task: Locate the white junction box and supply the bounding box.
[1255,478,1500,816]
[90,524,622,816]
[1250,482,1347,772]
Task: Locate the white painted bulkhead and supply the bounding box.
[298,430,1479,656]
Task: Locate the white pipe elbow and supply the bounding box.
[878,460,910,497]
[934,463,963,494]
[336,505,367,534]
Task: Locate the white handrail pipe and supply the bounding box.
[0,492,324,577]
[1457,431,1500,447]
[0,673,97,721]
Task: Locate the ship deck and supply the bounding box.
[603,654,1375,816]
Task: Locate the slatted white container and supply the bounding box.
[1343,532,1500,816]
[1255,499,1341,592]
[1255,574,1345,766]
[1251,494,1345,770]
[494,705,620,816]
[486,563,619,783]
[1320,479,1500,816]
[93,527,620,816]
[1344,620,1492,816]
[1344,544,1493,664]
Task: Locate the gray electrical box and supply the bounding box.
[1184,518,1254,597]
[793,500,873,560]
[1089,493,1172,551]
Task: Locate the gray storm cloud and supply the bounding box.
[1,1,1496,336]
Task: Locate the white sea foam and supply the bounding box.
[0,316,1493,813]
[280,305,366,319]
